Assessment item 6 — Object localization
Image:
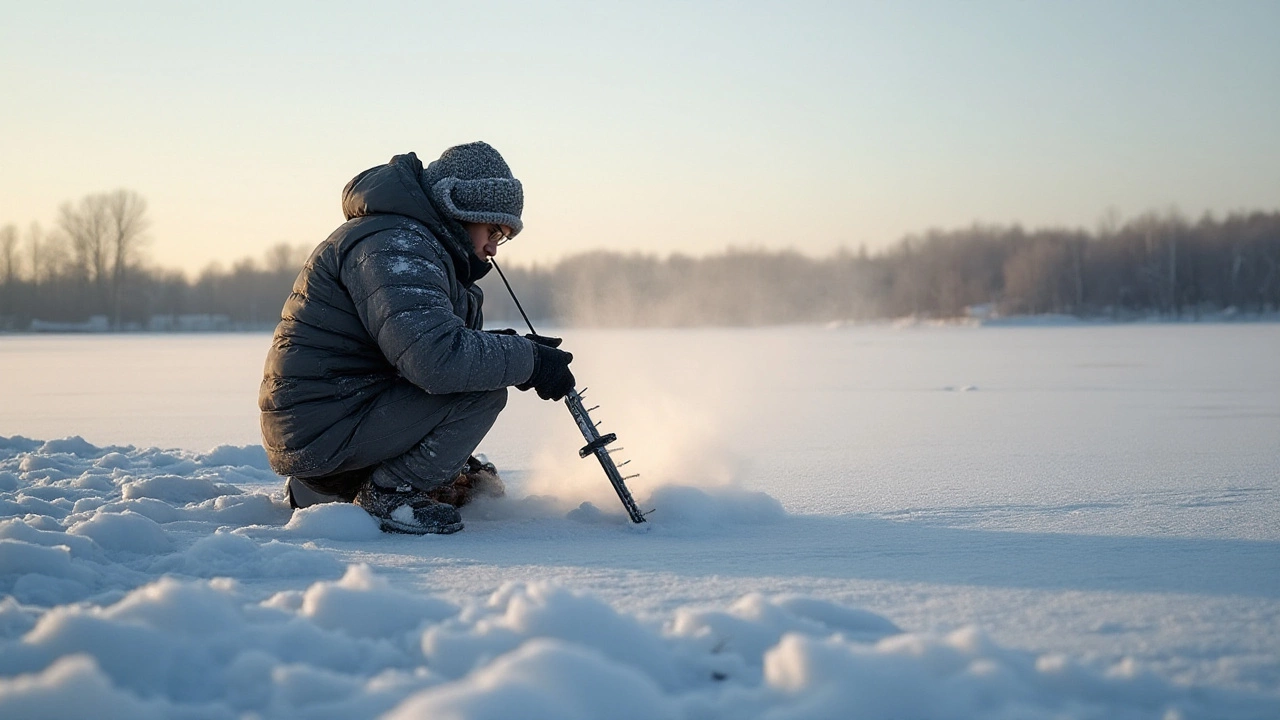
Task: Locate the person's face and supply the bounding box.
[464,222,513,260]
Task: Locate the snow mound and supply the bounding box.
[0,435,43,454]
[196,445,271,470]
[0,540,79,581]
[284,502,384,541]
[0,655,219,720]
[671,593,902,673]
[95,453,131,470]
[184,492,287,526]
[152,530,342,579]
[67,510,174,555]
[38,436,106,457]
[390,638,671,720]
[646,485,786,526]
[121,474,241,505]
[421,583,679,685]
[290,564,458,638]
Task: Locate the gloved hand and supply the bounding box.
[486,328,518,335]
[517,343,575,401]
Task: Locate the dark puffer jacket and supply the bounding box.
[259,153,536,477]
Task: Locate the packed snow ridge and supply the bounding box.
[0,435,1273,719]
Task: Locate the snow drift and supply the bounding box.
[0,435,1275,719]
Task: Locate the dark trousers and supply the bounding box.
[295,382,507,500]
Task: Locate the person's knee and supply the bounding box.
[452,387,507,423]
[463,387,506,412]
[469,387,507,421]
[488,387,509,413]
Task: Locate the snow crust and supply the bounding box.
[2,435,1275,719]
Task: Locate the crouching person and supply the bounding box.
[259,142,574,534]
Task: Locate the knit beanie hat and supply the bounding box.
[420,142,524,237]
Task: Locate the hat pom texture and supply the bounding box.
[422,142,524,236]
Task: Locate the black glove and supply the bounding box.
[486,328,518,336]
[517,343,575,401]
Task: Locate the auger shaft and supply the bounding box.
[564,388,646,523]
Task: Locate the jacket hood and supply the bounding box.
[342,152,440,226]
[342,152,490,284]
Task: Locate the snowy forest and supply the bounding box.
[1,190,1278,330]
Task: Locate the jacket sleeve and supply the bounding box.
[339,226,537,394]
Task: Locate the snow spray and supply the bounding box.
[491,260,649,523]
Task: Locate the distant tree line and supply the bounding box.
[479,209,1280,326]
[2,190,1277,331]
[0,189,311,331]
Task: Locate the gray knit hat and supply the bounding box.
[420,141,524,237]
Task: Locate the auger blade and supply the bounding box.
[564,389,647,523]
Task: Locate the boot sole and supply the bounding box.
[378,518,464,535]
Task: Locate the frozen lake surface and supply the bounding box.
[1,324,1278,718]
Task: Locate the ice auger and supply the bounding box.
[491,261,649,524]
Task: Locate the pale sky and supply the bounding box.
[2,0,1277,275]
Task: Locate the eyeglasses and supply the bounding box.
[489,225,512,246]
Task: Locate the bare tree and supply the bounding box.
[104,189,150,328]
[59,193,111,300]
[0,224,17,284]
[263,242,310,275]
[0,224,18,320]
[26,223,44,285]
[35,227,70,286]
[57,190,150,327]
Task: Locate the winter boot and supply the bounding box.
[465,454,506,498]
[353,479,464,535]
[427,455,506,509]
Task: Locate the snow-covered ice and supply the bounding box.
[0,324,1278,718]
